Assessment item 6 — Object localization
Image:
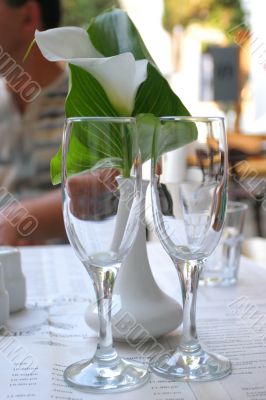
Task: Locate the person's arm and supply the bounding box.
[0,189,66,245]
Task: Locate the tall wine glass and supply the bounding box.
[150,116,231,381]
[62,117,149,392]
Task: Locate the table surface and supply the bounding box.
[1,243,266,400]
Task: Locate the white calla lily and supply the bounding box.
[35,27,148,115]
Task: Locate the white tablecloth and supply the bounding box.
[1,243,266,400]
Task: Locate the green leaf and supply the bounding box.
[50,112,137,184]
[157,120,198,156]
[50,148,62,185]
[136,114,158,164]
[50,8,195,184]
[137,114,197,164]
[66,64,118,118]
[87,8,154,62]
[51,124,126,185]
[87,9,190,118]
[51,132,106,185]
[133,63,190,117]
[50,63,119,183]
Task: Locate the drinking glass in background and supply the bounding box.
[200,201,248,286]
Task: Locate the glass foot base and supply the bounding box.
[64,356,149,393]
[150,347,231,382]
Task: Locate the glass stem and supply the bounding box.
[88,265,119,364]
[176,259,204,353]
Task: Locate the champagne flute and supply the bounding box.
[150,116,231,381]
[62,117,149,392]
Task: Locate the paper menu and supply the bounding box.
[2,323,266,400]
[1,244,266,400]
[19,246,94,305]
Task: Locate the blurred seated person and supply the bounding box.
[0,0,67,245]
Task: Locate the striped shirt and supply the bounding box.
[0,71,68,199]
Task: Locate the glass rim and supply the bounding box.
[159,116,225,123]
[66,116,225,124]
[65,116,136,124]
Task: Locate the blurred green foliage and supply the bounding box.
[62,0,120,27]
[163,0,246,33]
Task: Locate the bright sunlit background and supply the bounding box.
[61,0,266,135]
[60,0,266,239]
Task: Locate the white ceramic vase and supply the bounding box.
[85,179,182,341]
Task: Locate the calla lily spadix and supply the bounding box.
[35,27,148,115]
